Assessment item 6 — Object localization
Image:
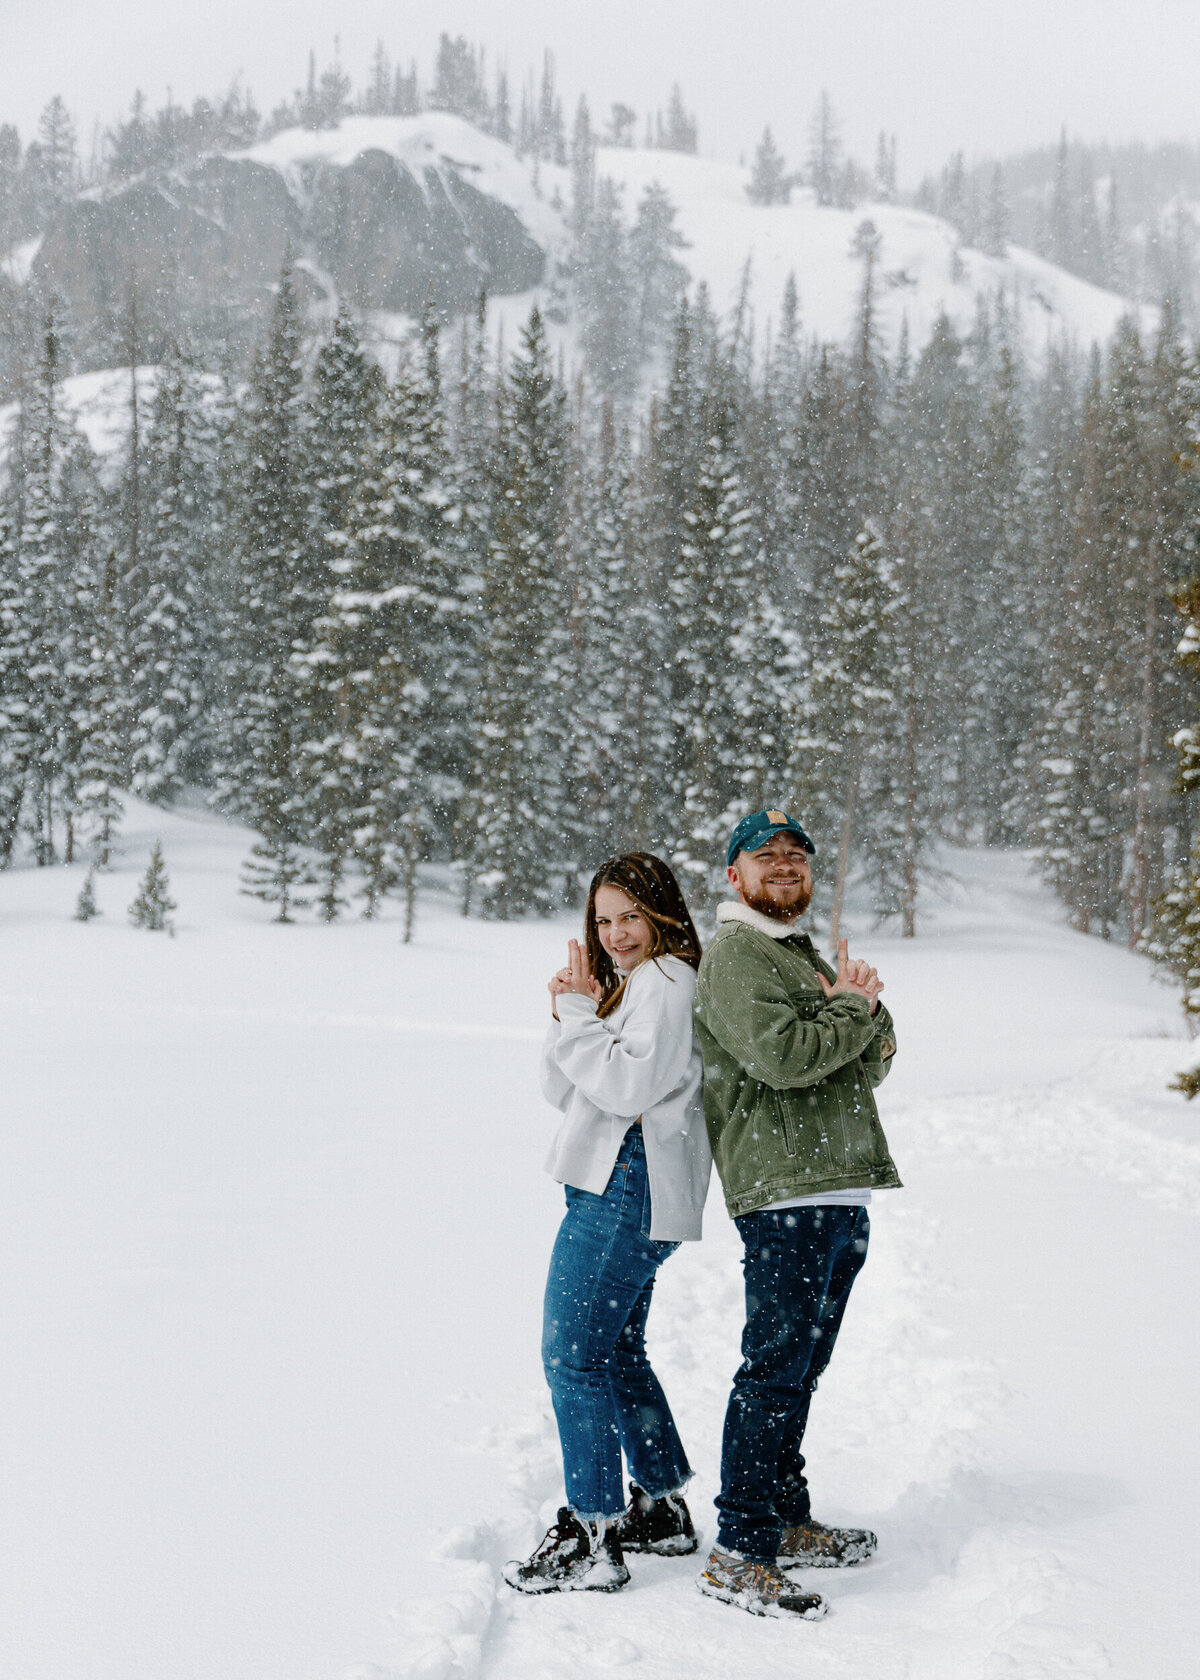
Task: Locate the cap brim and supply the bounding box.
[738,825,815,856]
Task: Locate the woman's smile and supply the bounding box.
[594,883,655,970]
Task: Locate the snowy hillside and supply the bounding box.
[1,803,1197,1680]
[2,113,1153,473]
[243,113,1147,361]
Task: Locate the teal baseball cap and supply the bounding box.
[726,809,816,868]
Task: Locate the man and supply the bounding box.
[693,809,901,1619]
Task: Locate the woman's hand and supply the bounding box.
[548,938,603,1018]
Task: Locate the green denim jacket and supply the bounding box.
[694,911,902,1217]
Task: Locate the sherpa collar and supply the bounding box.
[716,900,808,941]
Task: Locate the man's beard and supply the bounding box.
[740,878,813,922]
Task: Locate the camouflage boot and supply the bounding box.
[697,1547,826,1619]
[777,1518,877,1569]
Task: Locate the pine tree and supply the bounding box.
[568,97,595,241]
[128,839,176,931]
[431,34,487,124]
[575,177,637,402]
[126,338,223,799]
[299,314,454,921]
[794,522,898,942]
[289,306,382,911]
[1029,355,1126,933]
[365,41,392,116]
[668,352,761,907]
[628,184,689,368]
[982,166,1010,257]
[1147,576,1200,1091]
[33,95,79,215]
[74,545,126,868]
[872,133,898,203]
[747,128,792,206]
[560,402,661,855]
[656,86,697,154]
[867,494,940,936]
[807,92,842,208]
[468,307,571,917]
[240,833,310,922]
[1129,311,1197,943]
[1,302,102,866]
[219,256,312,850]
[74,864,100,921]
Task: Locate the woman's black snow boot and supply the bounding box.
[613,1482,699,1556]
[502,1508,630,1593]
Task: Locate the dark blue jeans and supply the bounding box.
[716,1205,870,1561]
[542,1126,692,1519]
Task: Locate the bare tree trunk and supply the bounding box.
[829,762,858,948]
[402,821,417,944]
[902,687,918,938]
[1128,537,1160,949]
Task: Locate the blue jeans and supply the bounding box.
[542,1126,692,1519]
[716,1205,870,1561]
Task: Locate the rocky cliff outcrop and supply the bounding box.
[27,138,546,365]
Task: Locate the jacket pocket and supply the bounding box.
[774,1090,798,1158]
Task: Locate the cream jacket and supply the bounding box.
[540,954,711,1241]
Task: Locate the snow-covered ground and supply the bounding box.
[2,802,1198,1680]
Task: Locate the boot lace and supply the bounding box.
[529,1517,577,1561]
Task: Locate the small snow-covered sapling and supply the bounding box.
[129,840,177,933]
[74,867,101,922]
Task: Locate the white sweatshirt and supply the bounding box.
[540,954,711,1241]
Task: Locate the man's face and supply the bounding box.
[728,832,813,922]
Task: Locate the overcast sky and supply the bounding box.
[3,0,1200,181]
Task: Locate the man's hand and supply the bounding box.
[548,938,603,1018]
[817,938,884,1014]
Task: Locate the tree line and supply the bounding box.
[0,42,699,260]
[2,244,1199,941]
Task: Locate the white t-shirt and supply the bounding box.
[763,1189,872,1210]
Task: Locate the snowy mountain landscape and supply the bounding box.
[0,110,1150,465]
[4,28,1200,1680]
[2,807,1197,1680]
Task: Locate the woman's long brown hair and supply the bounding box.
[584,853,703,1019]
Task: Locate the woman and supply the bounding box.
[503,853,711,1594]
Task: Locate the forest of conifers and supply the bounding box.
[4,229,1200,949]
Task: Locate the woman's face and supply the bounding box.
[593,884,655,973]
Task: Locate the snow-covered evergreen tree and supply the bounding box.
[126,340,218,801]
[793,521,897,941]
[747,128,792,206]
[575,178,637,403]
[240,833,310,923]
[1,304,102,865]
[289,306,382,911]
[669,355,760,906]
[1148,576,1200,1091]
[468,307,571,917]
[221,257,313,851]
[297,313,453,920]
[129,839,176,931]
[74,865,100,921]
[628,184,689,369]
